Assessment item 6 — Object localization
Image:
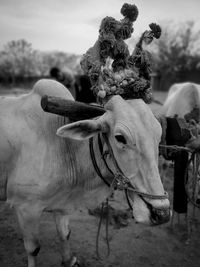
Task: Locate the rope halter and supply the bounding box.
[90,133,168,201]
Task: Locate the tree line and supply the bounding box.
[0,21,200,90]
[149,21,200,90]
[0,39,81,85]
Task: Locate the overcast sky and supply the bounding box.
[0,0,199,55]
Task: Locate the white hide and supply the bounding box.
[0,79,170,267]
[161,82,200,118]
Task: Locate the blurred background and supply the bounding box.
[0,2,200,267]
[0,0,199,95]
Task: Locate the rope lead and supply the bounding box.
[96,199,110,260]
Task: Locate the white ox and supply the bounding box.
[161,82,200,118]
[0,79,170,267]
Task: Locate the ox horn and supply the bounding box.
[41,95,105,121]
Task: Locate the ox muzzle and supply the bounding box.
[140,195,171,225]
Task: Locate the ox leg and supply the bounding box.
[54,212,78,267]
[15,204,42,267]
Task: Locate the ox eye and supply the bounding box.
[115,134,127,145]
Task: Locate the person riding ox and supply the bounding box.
[0,3,170,267]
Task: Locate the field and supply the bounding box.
[0,90,200,267]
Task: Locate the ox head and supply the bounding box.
[56,95,170,225]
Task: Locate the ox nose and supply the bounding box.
[150,206,171,225]
[140,195,171,225]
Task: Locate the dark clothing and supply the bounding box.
[74,75,96,103]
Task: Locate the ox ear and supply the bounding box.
[57,119,106,140]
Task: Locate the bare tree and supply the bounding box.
[0,39,36,83]
[145,20,200,90]
[151,20,200,75]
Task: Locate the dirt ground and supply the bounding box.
[0,165,200,267]
[0,92,200,267]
